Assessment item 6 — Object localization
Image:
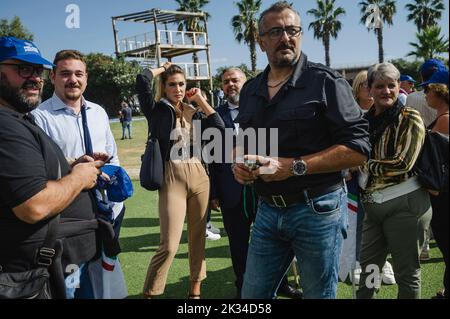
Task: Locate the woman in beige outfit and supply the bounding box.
[136,63,224,298]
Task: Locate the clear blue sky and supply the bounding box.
[1,0,449,72]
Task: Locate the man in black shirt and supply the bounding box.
[232,2,370,299]
[0,36,105,298]
[120,101,133,140]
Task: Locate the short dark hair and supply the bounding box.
[53,50,86,70]
[258,1,299,34]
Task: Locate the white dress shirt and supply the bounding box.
[33,94,123,218]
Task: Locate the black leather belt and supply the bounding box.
[260,180,345,208]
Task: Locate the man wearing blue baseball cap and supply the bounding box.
[0,36,54,113]
[407,59,447,126]
[399,74,417,106]
[419,69,449,87]
[0,36,104,299]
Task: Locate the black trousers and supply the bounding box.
[430,192,449,297]
[221,199,252,293]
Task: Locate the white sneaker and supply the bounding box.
[382,261,396,285]
[206,229,221,241]
[206,222,221,235]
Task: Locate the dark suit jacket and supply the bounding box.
[209,103,243,209]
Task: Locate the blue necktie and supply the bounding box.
[80,106,93,156]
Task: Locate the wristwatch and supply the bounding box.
[291,158,308,176]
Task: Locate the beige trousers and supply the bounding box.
[143,160,209,296]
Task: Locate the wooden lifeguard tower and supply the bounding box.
[111,8,214,102]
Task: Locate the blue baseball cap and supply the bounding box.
[419,70,449,87]
[419,59,447,75]
[0,36,54,68]
[400,75,416,83]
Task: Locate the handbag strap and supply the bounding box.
[35,160,62,268]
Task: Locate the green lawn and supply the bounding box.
[110,121,445,299]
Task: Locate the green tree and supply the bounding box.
[231,0,262,73]
[307,0,346,67]
[388,58,422,81]
[0,16,34,41]
[175,0,210,71]
[405,0,445,32]
[359,0,396,63]
[408,25,449,61]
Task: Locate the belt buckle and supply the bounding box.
[272,195,287,208]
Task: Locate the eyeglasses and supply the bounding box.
[0,63,46,79]
[259,26,302,40]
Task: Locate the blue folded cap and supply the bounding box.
[419,59,447,74]
[0,36,54,68]
[419,70,449,87]
[400,75,416,83]
[99,165,134,202]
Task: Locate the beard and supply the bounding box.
[64,84,83,101]
[0,72,42,113]
[272,44,299,68]
[227,93,240,105]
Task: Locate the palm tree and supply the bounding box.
[175,0,210,73]
[359,0,396,63]
[408,25,449,60]
[405,0,445,33]
[231,0,262,73]
[307,0,346,67]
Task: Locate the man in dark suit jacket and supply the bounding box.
[210,68,253,298]
[210,68,302,299]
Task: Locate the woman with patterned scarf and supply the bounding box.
[356,63,432,299]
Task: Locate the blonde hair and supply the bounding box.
[155,64,186,102]
[352,70,368,103]
[428,83,449,104]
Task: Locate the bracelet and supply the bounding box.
[162,65,167,71]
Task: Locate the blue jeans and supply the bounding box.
[121,121,132,139]
[241,187,348,299]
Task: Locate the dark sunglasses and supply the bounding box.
[259,26,302,40]
[0,63,46,79]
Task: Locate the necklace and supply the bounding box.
[267,73,292,88]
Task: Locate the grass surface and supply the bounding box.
[110,121,445,299]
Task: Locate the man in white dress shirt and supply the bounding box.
[33,49,126,299]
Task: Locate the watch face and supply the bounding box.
[293,160,306,176]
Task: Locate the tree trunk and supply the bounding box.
[324,36,330,67]
[377,28,384,63]
[250,39,257,73]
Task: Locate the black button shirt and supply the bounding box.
[235,53,371,196]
